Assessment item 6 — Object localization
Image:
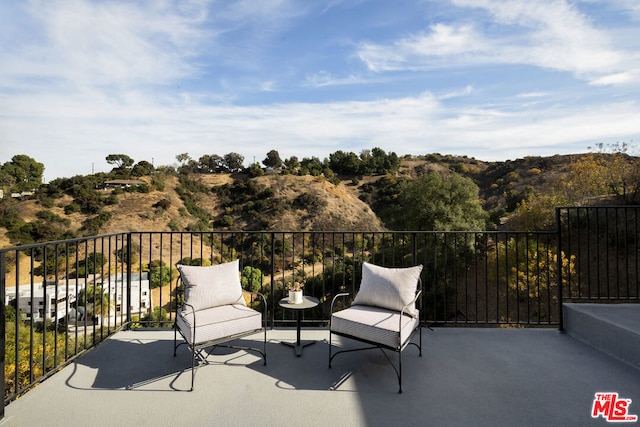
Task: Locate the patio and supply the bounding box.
[3,326,640,427]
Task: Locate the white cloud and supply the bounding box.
[359,0,640,85]
[2,0,639,183]
[7,0,211,89]
[516,91,547,98]
[600,0,640,21]
[438,85,475,100]
[358,23,491,71]
[303,71,373,87]
[4,81,640,181]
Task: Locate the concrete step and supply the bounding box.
[564,303,640,371]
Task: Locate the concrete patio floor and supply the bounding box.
[3,327,640,427]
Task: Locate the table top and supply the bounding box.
[278,295,319,310]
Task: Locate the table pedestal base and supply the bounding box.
[280,340,316,357]
[278,296,320,357]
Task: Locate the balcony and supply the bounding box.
[3,324,640,426]
[1,206,639,424]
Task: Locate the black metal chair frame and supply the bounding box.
[328,288,422,394]
[173,281,267,391]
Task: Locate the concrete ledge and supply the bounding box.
[564,303,640,371]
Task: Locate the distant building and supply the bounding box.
[10,190,34,199]
[98,272,151,321]
[7,273,151,324]
[7,282,79,322]
[103,179,145,189]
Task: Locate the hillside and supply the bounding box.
[0,171,387,244]
[0,153,603,246]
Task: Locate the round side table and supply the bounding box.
[279,295,319,356]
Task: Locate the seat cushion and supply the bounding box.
[331,305,419,350]
[177,260,245,311]
[352,262,422,317]
[177,304,262,346]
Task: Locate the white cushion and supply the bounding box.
[331,305,419,349]
[177,304,262,346]
[178,260,245,311]
[352,262,422,317]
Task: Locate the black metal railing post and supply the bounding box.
[270,232,276,328]
[126,232,132,325]
[556,207,564,332]
[1,251,6,419]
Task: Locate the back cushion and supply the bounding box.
[178,259,245,311]
[352,262,423,316]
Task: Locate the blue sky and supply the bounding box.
[1,0,640,182]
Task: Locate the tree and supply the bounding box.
[367,147,399,174]
[299,156,324,176]
[1,154,44,192]
[198,154,223,173]
[131,160,155,176]
[283,156,299,173]
[263,150,283,169]
[78,284,111,318]
[9,211,73,246]
[508,191,569,231]
[490,237,576,301]
[84,252,106,274]
[105,154,134,169]
[247,162,264,177]
[0,168,16,190]
[115,241,140,265]
[71,184,104,214]
[150,265,172,288]
[176,153,190,164]
[388,171,488,231]
[223,152,244,172]
[567,143,640,204]
[329,150,361,175]
[241,266,264,292]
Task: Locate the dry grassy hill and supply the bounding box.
[0,154,593,247]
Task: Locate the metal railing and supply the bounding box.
[2,206,640,414]
[558,206,640,302]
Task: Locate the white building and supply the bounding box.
[98,272,151,321]
[7,273,151,324]
[7,282,79,322]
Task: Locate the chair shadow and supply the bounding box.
[65,333,194,392]
[248,336,359,392]
[63,330,403,394]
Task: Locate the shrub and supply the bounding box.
[153,198,171,210]
[141,307,170,328]
[215,215,234,227]
[150,265,172,288]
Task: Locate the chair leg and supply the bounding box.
[398,350,402,394]
[173,324,177,357]
[328,329,333,368]
[263,327,267,366]
[190,345,196,391]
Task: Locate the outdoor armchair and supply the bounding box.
[329,262,423,393]
[173,259,267,390]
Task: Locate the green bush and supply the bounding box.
[150,265,172,288]
[141,307,170,328]
[241,266,263,292]
[215,215,234,227]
